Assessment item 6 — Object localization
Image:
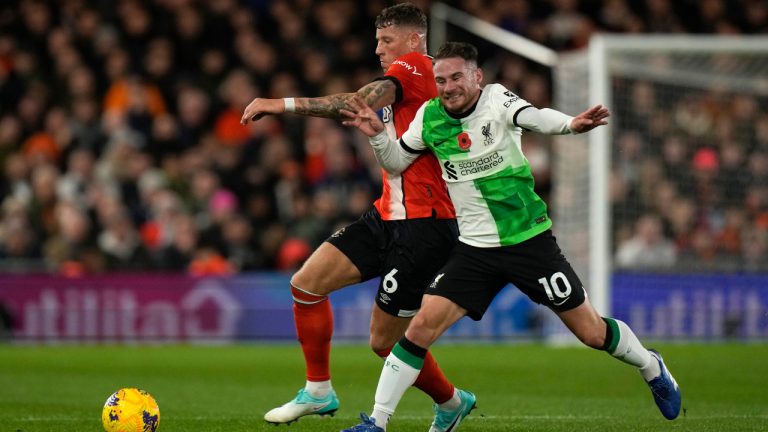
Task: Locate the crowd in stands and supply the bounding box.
[612,78,768,272]
[0,0,766,275]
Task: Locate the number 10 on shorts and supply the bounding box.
[538,272,572,305]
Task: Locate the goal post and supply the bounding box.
[554,35,768,322]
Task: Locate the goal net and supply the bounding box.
[553,35,768,320]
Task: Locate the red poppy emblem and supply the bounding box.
[457,132,472,151]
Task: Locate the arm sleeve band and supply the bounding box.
[399,138,425,154]
[372,76,403,104]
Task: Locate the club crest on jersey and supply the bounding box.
[481,122,494,146]
[457,132,472,151]
[330,227,346,238]
[429,273,445,289]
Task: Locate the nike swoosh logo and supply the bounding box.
[446,411,463,431]
[311,401,331,411]
[553,298,569,306]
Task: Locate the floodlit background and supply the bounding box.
[0,1,767,430]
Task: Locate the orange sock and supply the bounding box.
[375,347,454,404]
[291,285,333,382]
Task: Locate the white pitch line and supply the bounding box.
[362,414,768,421]
[15,414,768,421]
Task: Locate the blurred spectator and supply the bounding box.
[43,201,99,273]
[643,0,684,32]
[664,198,697,254]
[677,226,738,272]
[220,213,260,271]
[717,207,746,257]
[157,213,198,271]
[98,208,152,270]
[615,214,677,270]
[188,246,234,277]
[0,198,40,263]
[57,148,95,208]
[660,135,693,196]
[275,237,312,272]
[741,226,768,272]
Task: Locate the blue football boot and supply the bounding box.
[646,349,682,420]
[341,413,385,432]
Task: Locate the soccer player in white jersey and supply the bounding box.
[340,42,682,432]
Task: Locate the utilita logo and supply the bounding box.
[11,280,241,341]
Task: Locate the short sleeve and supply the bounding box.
[373,76,403,104]
[385,52,433,107]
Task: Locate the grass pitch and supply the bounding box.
[1,342,766,431]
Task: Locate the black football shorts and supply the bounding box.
[327,207,459,317]
[425,230,586,320]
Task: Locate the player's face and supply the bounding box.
[434,57,483,114]
[375,25,415,71]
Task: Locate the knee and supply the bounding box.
[405,315,438,347]
[291,269,329,297]
[368,336,393,356]
[368,326,400,355]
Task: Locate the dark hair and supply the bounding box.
[375,3,427,31]
[434,42,479,64]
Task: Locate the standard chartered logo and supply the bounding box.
[444,152,505,180]
[457,152,504,176]
[443,160,458,180]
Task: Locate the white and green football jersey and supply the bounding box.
[400,83,552,248]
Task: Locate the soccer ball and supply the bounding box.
[102,388,160,432]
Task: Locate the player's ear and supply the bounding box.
[474,67,484,86]
[408,31,420,50]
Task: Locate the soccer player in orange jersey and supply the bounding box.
[240,4,473,430]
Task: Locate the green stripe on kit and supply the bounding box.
[392,343,425,370]
[473,165,552,246]
[603,317,621,353]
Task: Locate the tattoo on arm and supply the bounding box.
[293,80,396,119]
[295,93,355,118]
[357,80,396,111]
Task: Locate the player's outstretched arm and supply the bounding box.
[341,96,418,175]
[515,104,609,135]
[240,80,398,124]
[569,104,610,133]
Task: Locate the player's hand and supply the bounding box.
[569,104,610,133]
[340,95,385,137]
[240,98,284,124]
